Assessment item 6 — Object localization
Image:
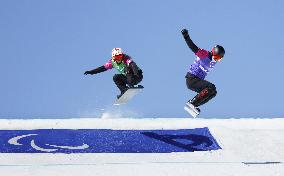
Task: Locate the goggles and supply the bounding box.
[212,54,222,62]
[113,54,123,61]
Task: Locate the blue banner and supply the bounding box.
[0,127,221,153]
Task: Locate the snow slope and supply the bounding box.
[0,118,283,176]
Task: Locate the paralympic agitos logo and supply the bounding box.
[8,133,89,152]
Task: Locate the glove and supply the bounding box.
[84,71,91,75]
[181,29,189,38]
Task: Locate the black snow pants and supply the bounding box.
[185,72,217,107]
[113,70,143,94]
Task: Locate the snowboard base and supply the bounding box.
[184,102,200,118]
[114,85,143,105]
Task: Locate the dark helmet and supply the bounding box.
[212,45,225,58]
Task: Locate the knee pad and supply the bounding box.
[207,84,217,97]
[197,84,217,100]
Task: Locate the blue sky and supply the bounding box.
[1,0,284,118]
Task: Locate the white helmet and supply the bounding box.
[111,48,123,57]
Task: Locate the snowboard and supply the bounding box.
[114,85,144,105]
[184,102,200,118]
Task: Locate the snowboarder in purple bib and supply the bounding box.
[181,28,225,115]
[84,48,143,99]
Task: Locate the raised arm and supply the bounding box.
[181,29,199,54]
